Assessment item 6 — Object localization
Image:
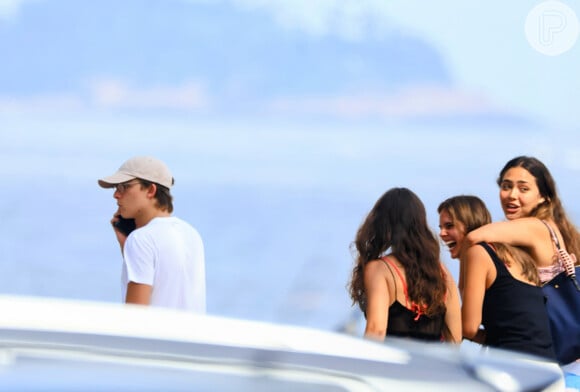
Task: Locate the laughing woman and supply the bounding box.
[438,195,555,360]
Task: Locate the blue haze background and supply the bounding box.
[1,0,579,332]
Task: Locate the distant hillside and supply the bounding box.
[0,0,450,100]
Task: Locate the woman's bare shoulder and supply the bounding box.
[363,258,387,274]
[465,243,493,263]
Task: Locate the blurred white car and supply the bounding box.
[0,295,564,391]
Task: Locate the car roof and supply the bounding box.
[0,295,564,391]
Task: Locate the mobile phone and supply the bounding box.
[113,215,136,236]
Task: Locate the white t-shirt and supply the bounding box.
[121,216,206,313]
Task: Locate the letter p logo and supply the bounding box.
[525,1,579,56]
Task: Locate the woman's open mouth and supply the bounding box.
[445,241,457,251]
[504,203,520,214]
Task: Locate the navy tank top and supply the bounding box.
[479,242,556,360]
[382,257,445,342]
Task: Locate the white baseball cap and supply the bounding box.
[98,156,174,189]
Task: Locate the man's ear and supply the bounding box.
[147,183,157,198]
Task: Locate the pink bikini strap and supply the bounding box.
[381,257,398,299]
[380,256,427,321]
[381,256,409,302]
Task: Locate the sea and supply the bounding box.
[1,113,579,335]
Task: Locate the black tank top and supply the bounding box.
[479,242,556,360]
[382,257,445,342]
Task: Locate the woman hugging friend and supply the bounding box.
[462,156,580,365]
[465,156,580,285]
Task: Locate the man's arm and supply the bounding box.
[125,281,152,305]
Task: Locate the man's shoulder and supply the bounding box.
[147,216,184,226]
[148,217,202,238]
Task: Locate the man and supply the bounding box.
[98,156,206,313]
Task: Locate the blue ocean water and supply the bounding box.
[1,115,579,333]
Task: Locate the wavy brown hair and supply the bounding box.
[498,156,580,262]
[348,188,447,318]
[438,195,539,284]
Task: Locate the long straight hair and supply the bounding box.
[498,156,580,259]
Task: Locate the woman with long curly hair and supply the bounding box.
[348,187,461,343]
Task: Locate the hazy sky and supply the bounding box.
[234,0,580,126]
[1,0,578,127]
[384,1,580,128]
[1,0,580,184]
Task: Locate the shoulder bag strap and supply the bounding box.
[541,221,580,289]
[540,220,561,249]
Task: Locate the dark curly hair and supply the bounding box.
[348,188,447,318]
